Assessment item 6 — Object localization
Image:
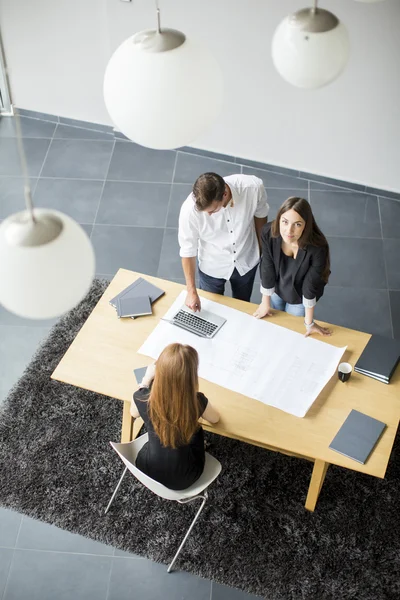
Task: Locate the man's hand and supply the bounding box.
[253,304,273,319]
[185,290,201,312]
[304,323,332,338]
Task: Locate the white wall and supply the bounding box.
[1,0,399,192]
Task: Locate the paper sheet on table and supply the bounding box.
[138,291,346,418]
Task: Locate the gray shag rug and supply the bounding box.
[0,279,399,600]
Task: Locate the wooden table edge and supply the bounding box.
[51,270,400,512]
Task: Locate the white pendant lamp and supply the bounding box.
[272,1,349,89]
[103,4,223,150]
[0,111,95,320]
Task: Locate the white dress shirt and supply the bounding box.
[178,174,269,279]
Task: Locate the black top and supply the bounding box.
[260,222,329,304]
[276,251,301,304]
[133,388,208,490]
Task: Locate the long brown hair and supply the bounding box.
[149,343,200,449]
[272,197,331,282]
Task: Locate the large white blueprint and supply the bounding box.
[138,291,346,418]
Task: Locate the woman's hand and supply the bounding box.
[141,362,156,386]
[304,322,332,337]
[130,398,139,418]
[253,303,273,319]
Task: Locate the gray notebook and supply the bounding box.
[329,409,386,464]
[110,278,165,311]
[116,295,152,318]
[133,367,148,385]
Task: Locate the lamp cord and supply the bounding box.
[312,0,318,14]
[155,0,161,33]
[0,26,35,223]
[13,109,36,223]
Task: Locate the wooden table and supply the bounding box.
[51,269,400,511]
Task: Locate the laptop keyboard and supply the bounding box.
[173,310,218,336]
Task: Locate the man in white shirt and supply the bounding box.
[178,172,269,311]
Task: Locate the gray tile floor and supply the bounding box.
[1,114,399,599]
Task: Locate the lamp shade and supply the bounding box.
[0,209,95,319]
[272,10,350,89]
[104,30,223,149]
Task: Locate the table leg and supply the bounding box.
[121,401,144,443]
[121,401,133,443]
[132,417,144,440]
[305,459,330,512]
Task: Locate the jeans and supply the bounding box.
[270,293,305,317]
[198,265,258,302]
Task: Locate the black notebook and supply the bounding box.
[116,295,152,318]
[354,335,400,384]
[110,277,165,319]
[329,409,386,464]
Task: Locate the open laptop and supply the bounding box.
[162,305,226,338]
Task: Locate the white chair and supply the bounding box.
[105,433,222,572]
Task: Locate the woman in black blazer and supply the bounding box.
[253,197,331,337]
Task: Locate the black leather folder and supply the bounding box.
[354,335,400,383]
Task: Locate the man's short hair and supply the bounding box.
[192,173,225,211]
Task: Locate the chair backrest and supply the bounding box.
[110,434,221,501]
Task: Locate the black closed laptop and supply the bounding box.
[354,335,400,384]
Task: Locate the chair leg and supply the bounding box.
[167,491,208,573]
[104,467,128,514]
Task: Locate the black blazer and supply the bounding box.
[260,222,329,302]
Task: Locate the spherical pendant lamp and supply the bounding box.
[272,4,350,89]
[0,208,95,319]
[103,10,223,150]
